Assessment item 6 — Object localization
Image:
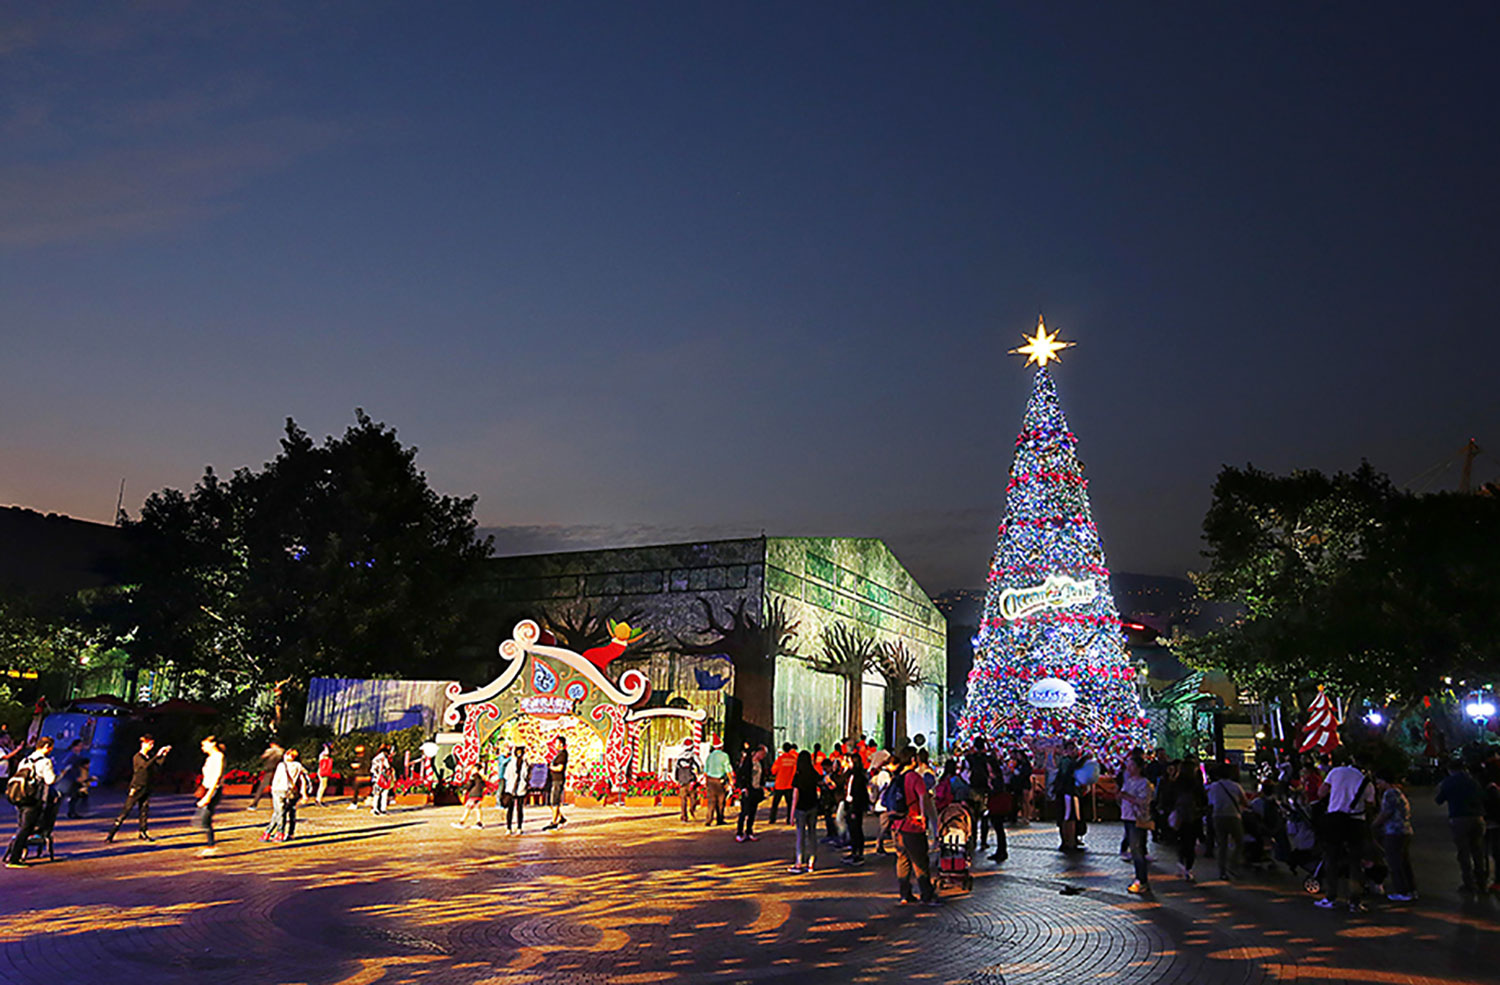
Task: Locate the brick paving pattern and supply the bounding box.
[1,792,1497,985]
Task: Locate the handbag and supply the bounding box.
[1135,816,1155,831]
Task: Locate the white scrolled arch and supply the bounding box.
[443,619,649,727]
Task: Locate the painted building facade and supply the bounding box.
[464,537,946,764]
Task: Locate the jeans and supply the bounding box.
[678,781,697,820]
[1382,831,1415,896]
[506,796,524,830]
[1129,824,1151,887]
[704,778,726,825]
[1322,811,1365,902]
[738,789,763,838]
[896,829,934,901]
[194,790,221,846]
[5,804,43,864]
[266,797,286,838]
[1214,813,1244,879]
[275,801,299,840]
[1175,817,1198,873]
[1120,819,1133,854]
[988,812,1008,859]
[793,808,817,867]
[769,788,793,823]
[1451,815,1488,890]
[846,808,865,859]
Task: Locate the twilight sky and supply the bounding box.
[3,2,1498,593]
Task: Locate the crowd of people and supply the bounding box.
[6,715,1500,919]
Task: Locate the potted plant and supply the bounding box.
[219,768,256,797]
[392,775,432,806]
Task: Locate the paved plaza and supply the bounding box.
[2,792,1498,985]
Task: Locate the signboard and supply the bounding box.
[1026,677,1078,709]
[998,574,1097,621]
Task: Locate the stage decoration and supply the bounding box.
[959,320,1151,758]
[445,620,705,790]
[1299,686,1342,754]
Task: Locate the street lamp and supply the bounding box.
[1464,693,1496,735]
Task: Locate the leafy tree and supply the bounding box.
[122,411,493,729]
[807,623,878,741]
[1176,463,1500,717]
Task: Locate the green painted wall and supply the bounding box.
[766,537,947,749]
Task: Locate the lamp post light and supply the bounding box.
[1464,694,1496,735]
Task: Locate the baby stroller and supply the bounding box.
[936,804,975,891]
[1284,797,1323,893]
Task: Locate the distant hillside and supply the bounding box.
[0,506,127,597]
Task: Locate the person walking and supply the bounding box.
[107,734,171,841]
[0,724,20,779]
[1315,753,1376,910]
[1171,759,1206,882]
[501,743,528,834]
[543,737,569,831]
[453,764,488,830]
[892,750,939,905]
[370,745,395,816]
[248,741,284,809]
[315,743,334,807]
[4,737,56,869]
[195,736,225,858]
[56,739,90,819]
[789,751,820,873]
[1119,749,1154,896]
[1206,762,1249,882]
[768,744,797,823]
[735,745,767,843]
[703,741,732,827]
[1482,763,1500,895]
[264,748,310,841]
[1435,758,1488,894]
[675,745,701,822]
[1372,767,1416,901]
[1053,741,1082,853]
[841,751,870,865]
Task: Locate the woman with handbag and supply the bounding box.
[1119,749,1154,895]
[501,744,528,835]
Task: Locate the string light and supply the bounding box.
[960,358,1151,758]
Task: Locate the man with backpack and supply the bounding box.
[888,749,939,906]
[5,736,55,869]
[674,746,701,822]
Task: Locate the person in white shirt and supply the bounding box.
[4,737,55,868]
[1315,753,1376,911]
[264,749,310,842]
[196,736,226,857]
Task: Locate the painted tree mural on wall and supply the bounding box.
[876,640,927,745]
[807,623,879,741]
[676,595,800,741]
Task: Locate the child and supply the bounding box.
[452,765,488,829]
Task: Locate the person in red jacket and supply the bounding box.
[769,744,798,823]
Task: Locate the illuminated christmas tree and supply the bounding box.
[960,317,1151,756]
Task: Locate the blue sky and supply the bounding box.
[3,2,1497,591]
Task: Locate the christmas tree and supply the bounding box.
[960,317,1151,757]
[1298,687,1341,754]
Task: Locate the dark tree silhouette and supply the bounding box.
[807,623,878,741]
[876,640,927,745]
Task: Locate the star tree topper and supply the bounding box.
[1010,315,1075,367]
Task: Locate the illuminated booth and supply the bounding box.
[443,619,706,794]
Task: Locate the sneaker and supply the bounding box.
[747,835,760,842]
[138,832,154,842]
[1313,898,1336,909]
[787,865,805,874]
[3,861,25,869]
[735,835,745,843]
[450,822,466,829]
[896,897,914,906]
[198,848,217,858]
[1387,893,1413,902]
[1127,881,1146,895]
[1348,901,1366,913]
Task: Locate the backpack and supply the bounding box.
[880,771,909,816]
[5,763,41,807]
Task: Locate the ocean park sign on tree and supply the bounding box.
[121,411,493,727]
